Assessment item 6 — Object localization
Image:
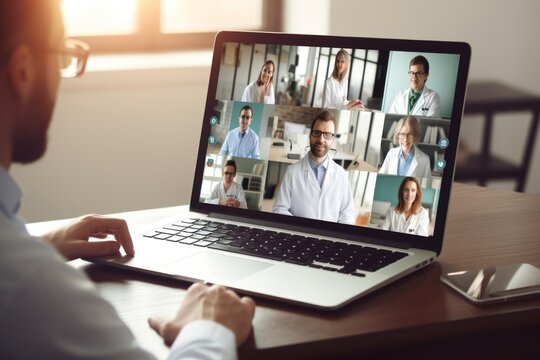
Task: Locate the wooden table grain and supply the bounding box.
[28,183,540,359]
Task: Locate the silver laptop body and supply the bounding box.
[93,31,470,310]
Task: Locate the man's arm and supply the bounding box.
[427,91,441,117]
[272,170,293,216]
[338,174,356,224]
[219,133,230,155]
[251,134,260,159]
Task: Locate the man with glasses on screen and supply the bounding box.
[273,110,355,224]
[219,105,260,159]
[389,55,441,117]
[0,1,254,359]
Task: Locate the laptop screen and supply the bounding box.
[191,31,470,255]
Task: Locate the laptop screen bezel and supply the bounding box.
[190,31,471,256]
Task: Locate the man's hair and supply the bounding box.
[239,105,253,116]
[393,116,421,146]
[409,55,430,74]
[0,0,57,57]
[395,176,423,214]
[224,159,237,174]
[256,60,275,86]
[311,109,336,131]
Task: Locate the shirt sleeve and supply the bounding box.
[236,185,248,209]
[2,254,156,360]
[272,169,293,216]
[205,183,221,205]
[167,320,237,360]
[219,133,230,155]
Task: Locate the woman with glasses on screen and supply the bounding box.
[379,116,432,178]
[322,49,363,110]
[241,60,275,104]
[205,160,248,209]
[382,176,429,236]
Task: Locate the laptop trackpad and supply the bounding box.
[164,252,272,282]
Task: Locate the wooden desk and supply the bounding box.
[455,81,540,192]
[27,184,540,359]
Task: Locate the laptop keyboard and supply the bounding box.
[144,218,409,277]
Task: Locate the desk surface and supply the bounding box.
[27,183,540,359]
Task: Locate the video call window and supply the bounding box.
[202,41,461,238]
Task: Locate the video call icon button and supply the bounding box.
[435,159,446,171]
[439,137,449,149]
[210,116,218,126]
[208,135,216,144]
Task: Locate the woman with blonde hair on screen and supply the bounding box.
[382,176,429,236]
[322,49,363,110]
[242,60,275,104]
[379,115,432,178]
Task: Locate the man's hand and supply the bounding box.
[148,283,256,347]
[43,214,134,261]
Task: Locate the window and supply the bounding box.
[61,0,282,52]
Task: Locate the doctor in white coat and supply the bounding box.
[389,55,441,117]
[273,110,356,224]
[380,116,432,178]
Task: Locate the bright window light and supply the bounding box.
[62,0,138,36]
[161,0,263,33]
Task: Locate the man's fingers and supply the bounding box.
[147,316,166,335]
[62,240,121,260]
[85,216,135,256]
[241,296,256,318]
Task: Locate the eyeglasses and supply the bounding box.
[240,115,252,120]
[55,39,90,78]
[398,132,415,139]
[311,130,335,140]
[408,71,425,78]
[223,171,236,176]
[2,38,90,78]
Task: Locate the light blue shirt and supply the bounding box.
[308,155,329,188]
[397,147,415,176]
[219,127,260,159]
[0,164,237,359]
[0,166,27,232]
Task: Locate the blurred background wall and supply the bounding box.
[11,0,540,222]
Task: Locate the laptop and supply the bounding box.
[93,31,470,310]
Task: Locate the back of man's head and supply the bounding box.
[0,0,56,59]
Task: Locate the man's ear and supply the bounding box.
[6,45,36,102]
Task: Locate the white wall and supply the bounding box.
[319,0,540,193]
[12,65,210,222]
[11,0,540,222]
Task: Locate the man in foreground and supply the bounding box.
[0,1,255,358]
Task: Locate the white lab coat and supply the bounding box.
[205,181,248,209]
[382,206,430,236]
[272,154,356,224]
[389,86,441,117]
[379,145,432,178]
[241,81,275,104]
[322,76,348,109]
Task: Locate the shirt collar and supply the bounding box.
[308,153,329,170]
[0,165,23,219]
[399,146,415,160]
